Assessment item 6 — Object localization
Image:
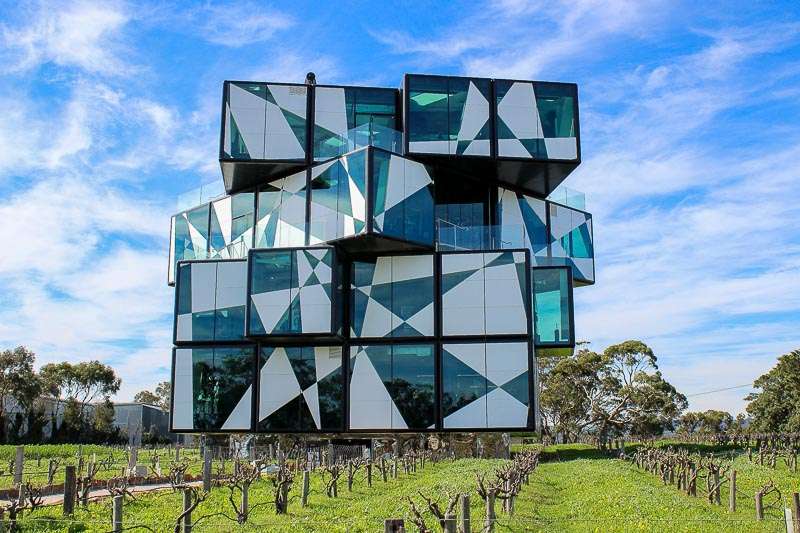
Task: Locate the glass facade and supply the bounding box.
[175,261,247,343]
[434,176,490,250]
[248,248,335,336]
[351,255,435,338]
[172,346,254,431]
[257,346,343,432]
[548,203,594,283]
[495,80,578,160]
[440,251,529,336]
[407,75,491,156]
[223,82,307,161]
[314,86,398,161]
[169,203,210,285]
[372,150,435,246]
[441,341,529,429]
[209,193,255,259]
[349,344,435,430]
[309,150,368,243]
[496,187,549,265]
[532,267,572,345]
[254,170,308,248]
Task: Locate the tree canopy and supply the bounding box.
[745,349,800,433]
[539,340,687,441]
[134,381,171,410]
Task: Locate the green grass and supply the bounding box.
[4,443,799,532]
[0,445,207,487]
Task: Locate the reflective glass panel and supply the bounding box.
[532,267,572,345]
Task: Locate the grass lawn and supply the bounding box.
[4,443,799,532]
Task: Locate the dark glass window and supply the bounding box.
[408,76,449,145]
[389,344,435,429]
[434,176,490,250]
[534,82,576,138]
[407,75,491,155]
[532,267,572,345]
[441,345,485,420]
[190,347,253,431]
[349,344,435,430]
[257,346,344,432]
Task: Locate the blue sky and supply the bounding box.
[0,0,798,413]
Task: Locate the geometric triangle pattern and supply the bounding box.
[169,203,210,285]
[351,255,434,338]
[209,193,255,260]
[407,77,491,156]
[372,152,435,245]
[309,149,368,244]
[453,79,491,156]
[548,203,594,283]
[441,251,529,336]
[257,346,343,431]
[248,248,334,335]
[171,346,255,431]
[224,82,307,161]
[348,344,435,430]
[441,341,529,429]
[496,80,577,160]
[496,187,549,265]
[254,170,308,248]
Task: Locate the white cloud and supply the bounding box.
[0,176,172,400]
[0,0,132,75]
[186,1,294,47]
[566,28,800,413]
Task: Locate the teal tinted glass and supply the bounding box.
[408,76,449,143]
[534,82,576,138]
[390,344,435,429]
[532,268,572,345]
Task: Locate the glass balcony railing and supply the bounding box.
[316,123,403,160]
[435,220,528,251]
[176,180,226,212]
[547,186,586,211]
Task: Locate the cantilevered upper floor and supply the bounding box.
[219,74,580,197]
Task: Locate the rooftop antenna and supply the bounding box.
[305,72,316,85]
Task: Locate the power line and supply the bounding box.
[685,384,753,397]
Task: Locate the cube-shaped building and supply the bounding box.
[168,74,594,434]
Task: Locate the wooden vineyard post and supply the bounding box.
[460,493,471,533]
[729,470,736,512]
[443,512,456,533]
[112,495,123,533]
[792,493,800,533]
[301,470,310,508]
[63,465,76,515]
[367,462,373,487]
[485,490,496,532]
[384,518,405,532]
[202,449,212,492]
[241,483,249,519]
[183,489,193,532]
[13,446,23,486]
[348,461,354,491]
[755,490,764,521]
